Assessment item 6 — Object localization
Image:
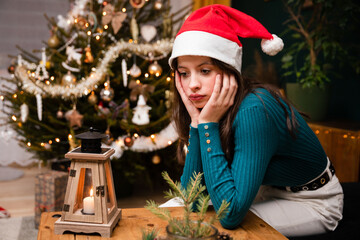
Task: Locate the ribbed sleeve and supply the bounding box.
[180,126,203,188]
[198,106,278,229]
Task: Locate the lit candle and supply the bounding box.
[83,188,94,214]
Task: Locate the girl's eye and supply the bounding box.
[179,72,188,77]
[201,69,210,74]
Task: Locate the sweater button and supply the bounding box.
[207,147,211,152]
[204,125,209,130]
[206,139,211,144]
[205,132,209,137]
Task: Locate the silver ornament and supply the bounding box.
[129,63,141,78]
[61,71,76,87]
[20,103,29,123]
[100,87,114,102]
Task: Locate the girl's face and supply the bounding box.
[177,56,222,109]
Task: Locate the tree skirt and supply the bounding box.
[0,167,24,182]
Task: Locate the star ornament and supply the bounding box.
[65,109,83,128]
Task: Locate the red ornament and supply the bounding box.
[130,0,145,9]
[124,135,134,147]
[8,64,15,74]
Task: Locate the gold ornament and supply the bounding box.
[56,109,64,119]
[48,35,60,48]
[84,46,94,63]
[61,71,77,87]
[148,61,162,76]
[88,91,98,105]
[124,135,134,147]
[152,154,161,164]
[154,0,162,10]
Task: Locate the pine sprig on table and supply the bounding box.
[145,171,230,238]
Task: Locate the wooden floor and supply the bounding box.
[0,166,40,217]
[0,166,166,218]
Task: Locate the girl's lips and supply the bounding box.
[189,94,205,101]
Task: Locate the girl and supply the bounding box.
[168,4,343,237]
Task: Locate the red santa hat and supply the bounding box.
[169,4,284,73]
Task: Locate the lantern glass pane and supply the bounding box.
[104,161,115,213]
[74,168,94,215]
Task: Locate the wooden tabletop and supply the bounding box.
[38,208,288,240]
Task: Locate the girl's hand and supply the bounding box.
[174,70,200,127]
[198,73,238,124]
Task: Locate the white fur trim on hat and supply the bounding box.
[169,31,243,73]
[261,34,284,56]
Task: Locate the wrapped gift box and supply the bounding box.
[35,170,68,228]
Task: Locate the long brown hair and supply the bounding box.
[171,58,300,165]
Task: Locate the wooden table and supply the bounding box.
[38,207,287,240]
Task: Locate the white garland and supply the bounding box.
[15,39,173,99]
[108,121,179,159]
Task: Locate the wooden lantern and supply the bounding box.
[54,129,121,237]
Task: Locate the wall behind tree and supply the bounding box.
[232,0,360,122]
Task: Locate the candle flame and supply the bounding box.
[90,188,94,197]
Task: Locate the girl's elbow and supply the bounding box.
[219,215,243,229]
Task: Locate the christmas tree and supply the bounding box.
[0,0,192,193]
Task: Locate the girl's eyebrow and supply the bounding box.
[178,61,213,69]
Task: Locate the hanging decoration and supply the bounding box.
[100,79,115,102]
[128,80,155,102]
[130,0,146,9]
[48,34,60,48]
[129,62,141,78]
[140,25,157,42]
[123,134,134,147]
[34,48,49,81]
[130,16,139,41]
[65,106,83,128]
[132,94,151,125]
[15,39,173,99]
[61,71,77,87]
[57,108,64,119]
[154,0,163,10]
[66,45,82,66]
[148,61,162,76]
[121,59,128,87]
[36,93,42,121]
[84,45,94,63]
[20,103,29,123]
[8,64,15,74]
[88,91,98,105]
[152,154,161,164]
[102,3,127,34]
[111,98,129,120]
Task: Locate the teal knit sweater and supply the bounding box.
[180,88,327,229]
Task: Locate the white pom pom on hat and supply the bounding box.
[169,4,284,73]
[261,34,284,56]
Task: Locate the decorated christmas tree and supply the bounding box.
[0,0,192,192]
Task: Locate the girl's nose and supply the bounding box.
[188,74,200,90]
